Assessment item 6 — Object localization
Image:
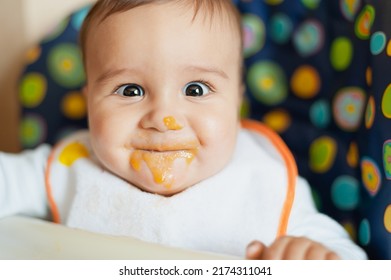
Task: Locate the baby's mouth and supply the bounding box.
[129,144,199,189]
[134,140,200,152]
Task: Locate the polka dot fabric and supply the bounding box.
[355,1,391,259]
[17,1,391,259]
[234,0,391,259]
[19,5,90,149]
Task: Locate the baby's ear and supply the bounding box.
[82,85,88,98]
[82,86,89,116]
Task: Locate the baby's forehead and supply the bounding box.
[81,0,242,54]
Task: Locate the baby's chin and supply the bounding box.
[126,156,200,196]
[139,183,190,196]
[128,173,196,196]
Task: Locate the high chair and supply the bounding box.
[2,0,391,259]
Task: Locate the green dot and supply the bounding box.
[19,73,47,108]
[247,61,287,105]
[47,43,85,88]
[301,0,321,9]
[19,115,46,148]
[330,37,353,71]
[382,84,391,118]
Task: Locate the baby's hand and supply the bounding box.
[246,236,340,260]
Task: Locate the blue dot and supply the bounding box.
[270,13,293,44]
[370,31,386,55]
[293,20,324,57]
[71,6,91,31]
[310,99,330,128]
[331,175,360,210]
[358,219,370,246]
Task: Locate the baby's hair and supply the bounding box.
[79,0,243,66]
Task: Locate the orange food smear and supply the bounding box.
[163,116,183,130]
[130,149,197,188]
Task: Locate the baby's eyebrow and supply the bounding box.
[95,68,137,84]
[184,65,229,80]
[95,65,229,84]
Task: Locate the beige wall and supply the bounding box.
[0,0,94,152]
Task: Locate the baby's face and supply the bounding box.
[84,2,242,195]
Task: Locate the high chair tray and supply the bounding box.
[0,216,235,259]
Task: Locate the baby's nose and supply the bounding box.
[140,110,184,132]
[139,93,185,132]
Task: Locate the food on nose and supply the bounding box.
[163,116,183,130]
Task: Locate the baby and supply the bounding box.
[0,0,366,260]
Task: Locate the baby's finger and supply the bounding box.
[325,251,340,260]
[246,240,266,260]
[262,236,292,260]
[283,237,314,259]
[299,241,341,260]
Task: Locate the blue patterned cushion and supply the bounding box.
[19,5,91,148]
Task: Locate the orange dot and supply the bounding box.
[342,221,356,241]
[384,205,391,233]
[387,40,391,57]
[25,46,41,64]
[61,92,87,120]
[291,65,320,99]
[366,67,372,86]
[262,110,291,133]
[347,142,359,168]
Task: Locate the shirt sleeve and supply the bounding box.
[0,144,51,220]
[287,176,368,260]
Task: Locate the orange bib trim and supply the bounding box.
[241,119,297,237]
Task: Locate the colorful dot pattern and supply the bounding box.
[18,1,391,258]
[19,6,90,148]
[234,0,391,259]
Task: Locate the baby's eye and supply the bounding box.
[115,84,144,97]
[183,82,210,97]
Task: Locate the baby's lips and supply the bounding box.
[131,139,201,152]
[129,149,197,189]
